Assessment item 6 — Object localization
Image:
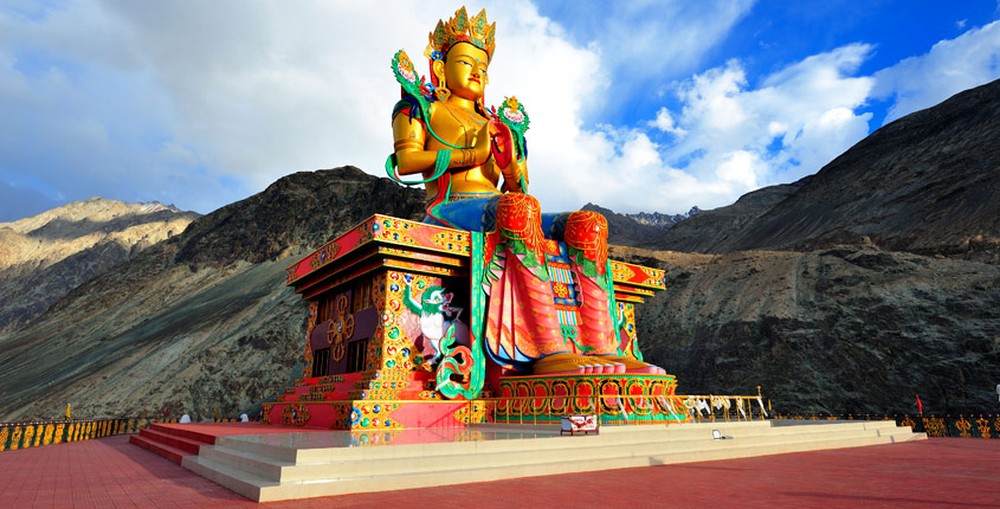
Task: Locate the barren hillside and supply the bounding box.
[614,245,1000,414]
[0,168,424,421]
[0,198,199,334]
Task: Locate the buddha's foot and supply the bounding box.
[597,355,668,375]
[532,352,625,376]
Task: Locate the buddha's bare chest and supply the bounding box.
[429,106,487,146]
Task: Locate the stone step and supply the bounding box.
[182,420,925,501]
[137,427,205,454]
[183,454,276,501]
[612,420,905,439]
[663,420,898,438]
[147,423,218,445]
[128,423,219,465]
[197,423,918,484]
[129,434,193,465]
[246,433,920,502]
[207,419,907,466]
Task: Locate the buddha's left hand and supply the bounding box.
[490,119,527,193]
[489,118,513,170]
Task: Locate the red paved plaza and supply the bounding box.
[0,435,997,508]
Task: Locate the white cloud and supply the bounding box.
[651,108,687,136]
[101,1,434,192]
[2,1,999,223]
[0,1,228,213]
[576,1,754,83]
[716,150,761,189]
[635,45,875,211]
[498,41,879,214]
[0,0,627,214]
[873,20,1000,123]
[0,0,859,218]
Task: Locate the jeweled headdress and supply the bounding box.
[424,6,496,61]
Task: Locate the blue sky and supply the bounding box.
[1,1,999,222]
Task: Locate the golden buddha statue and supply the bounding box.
[387,7,663,377]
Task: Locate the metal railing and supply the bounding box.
[0,415,264,452]
[468,393,769,426]
[0,418,179,452]
[907,414,1000,438]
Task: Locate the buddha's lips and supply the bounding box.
[469,77,481,84]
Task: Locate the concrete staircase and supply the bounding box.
[180,419,925,502]
[129,424,216,464]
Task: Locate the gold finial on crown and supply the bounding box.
[425,6,496,61]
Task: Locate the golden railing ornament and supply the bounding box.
[975,416,992,439]
[922,417,947,437]
[955,416,972,437]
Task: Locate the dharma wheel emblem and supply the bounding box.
[327,294,354,362]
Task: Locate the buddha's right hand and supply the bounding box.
[470,122,492,166]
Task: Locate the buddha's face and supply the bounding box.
[437,42,489,101]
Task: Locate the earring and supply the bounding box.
[435,75,451,101]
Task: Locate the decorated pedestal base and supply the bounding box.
[270,215,681,430]
[262,373,685,430]
[262,372,489,430]
[496,373,687,424]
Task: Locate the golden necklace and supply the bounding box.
[439,100,486,145]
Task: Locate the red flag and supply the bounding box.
[916,395,923,415]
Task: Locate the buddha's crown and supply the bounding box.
[425,6,496,61]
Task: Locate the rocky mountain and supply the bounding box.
[617,245,1000,415]
[627,207,701,229]
[628,78,1000,414]
[656,79,1000,259]
[2,79,998,421]
[0,167,424,421]
[0,199,199,335]
[582,204,701,247]
[582,203,668,247]
[648,180,807,252]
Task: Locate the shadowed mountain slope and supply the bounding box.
[626,80,1000,414]
[616,245,1000,415]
